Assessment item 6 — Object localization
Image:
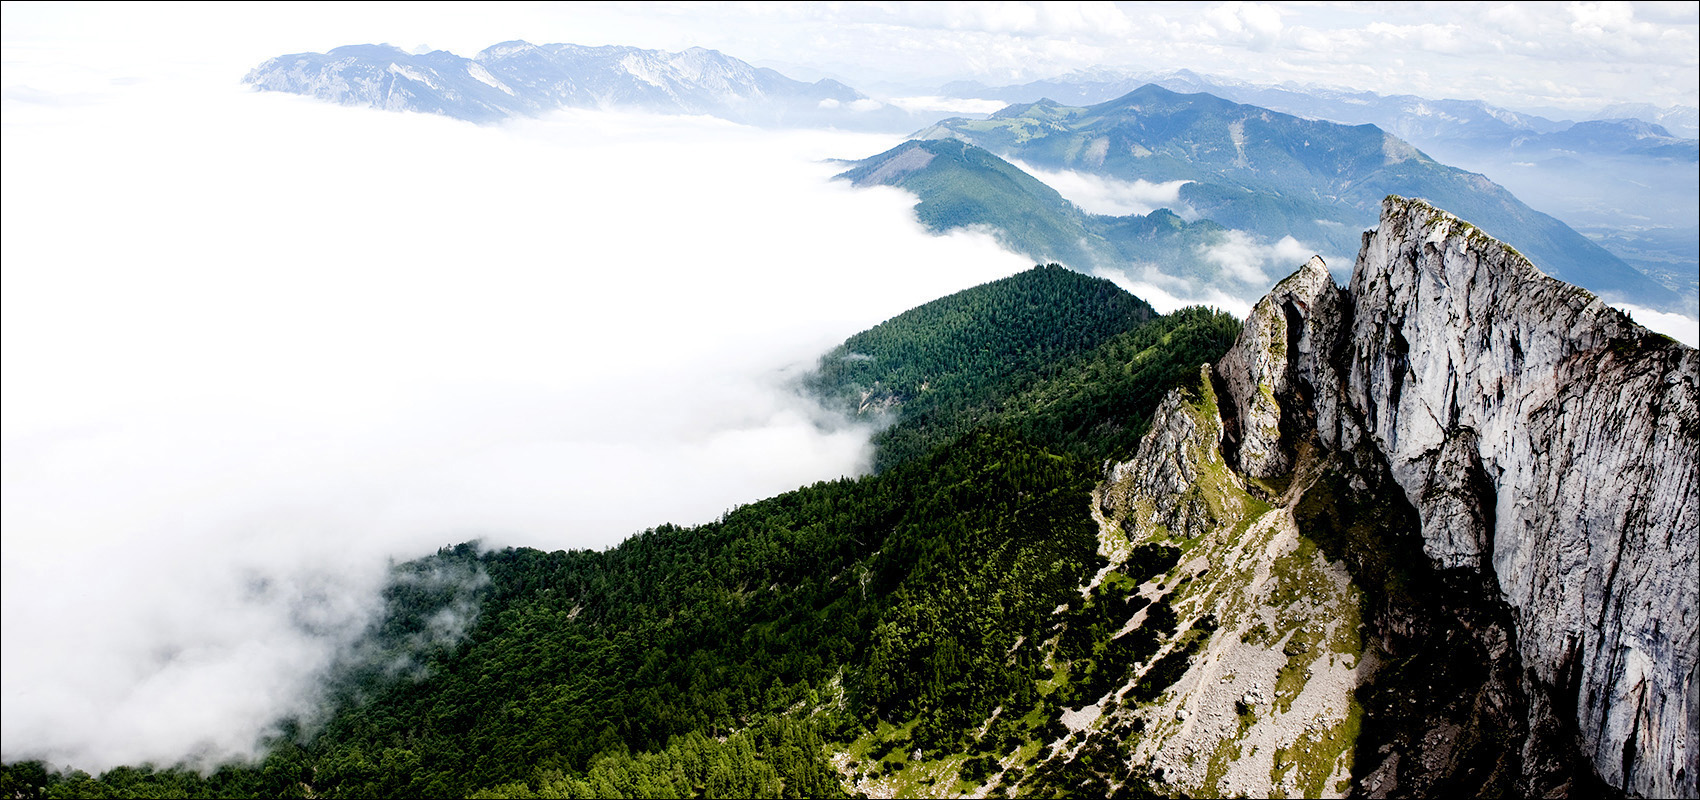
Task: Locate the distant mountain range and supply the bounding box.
[941,69,1699,310]
[243,41,920,129]
[1592,102,1700,140]
[244,42,1694,312]
[904,85,1680,311]
[942,67,1700,147]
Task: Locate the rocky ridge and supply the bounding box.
[1212,196,1698,797]
[934,195,1693,799]
[1096,373,1370,798]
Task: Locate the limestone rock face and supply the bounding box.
[1215,255,1349,479]
[1100,373,1238,540]
[1093,367,1367,800]
[1273,197,1699,797]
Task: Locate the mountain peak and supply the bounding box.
[1211,193,1697,797]
[476,40,539,60]
[325,43,409,59]
[988,97,1063,118]
[1091,82,1236,114]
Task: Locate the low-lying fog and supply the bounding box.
[1,75,1034,771]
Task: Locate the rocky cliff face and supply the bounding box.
[1093,373,1372,799]
[1215,196,1698,797]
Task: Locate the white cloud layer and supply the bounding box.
[886,96,1010,115]
[1088,265,1253,321]
[0,71,1030,771]
[1009,159,1196,218]
[1198,230,1318,285]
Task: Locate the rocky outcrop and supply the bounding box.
[1216,255,1348,480]
[1100,371,1242,541]
[1224,196,1698,797]
[1088,368,1370,799]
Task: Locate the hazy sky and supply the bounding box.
[4,1,1697,114]
[2,0,1696,775]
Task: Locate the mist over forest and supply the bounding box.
[0,79,1046,770]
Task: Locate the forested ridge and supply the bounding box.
[1,266,1240,799]
[808,263,1238,469]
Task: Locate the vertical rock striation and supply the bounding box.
[1216,196,1697,796]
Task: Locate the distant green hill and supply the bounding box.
[838,139,1245,292]
[915,85,1681,311]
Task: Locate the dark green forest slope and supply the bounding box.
[1,266,1239,799]
[807,264,1238,470]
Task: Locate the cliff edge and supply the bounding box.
[1216,196,1698,797]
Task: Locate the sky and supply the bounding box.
[5,1,1697,114]
[2,0,1697,775]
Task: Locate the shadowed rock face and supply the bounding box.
[1217,196,1698,797]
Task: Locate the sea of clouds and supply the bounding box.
[0,71,1032,771]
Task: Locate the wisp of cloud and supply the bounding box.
[1009,159,1197,218]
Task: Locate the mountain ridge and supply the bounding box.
[1211,196,1697,797]
[836,138,1252,293]
[939,71,1700,306]
[944,66,1700,142]
[243,40,888,128]
[912,85,1683,312]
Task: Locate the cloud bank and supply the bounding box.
[1198,230,1318,286]
[1009,159,1196,219]
[0,74,1030,771]
[1088,265,1253,321]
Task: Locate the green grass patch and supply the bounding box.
[1272,628,1326,716]
[1268,696,1363,798]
